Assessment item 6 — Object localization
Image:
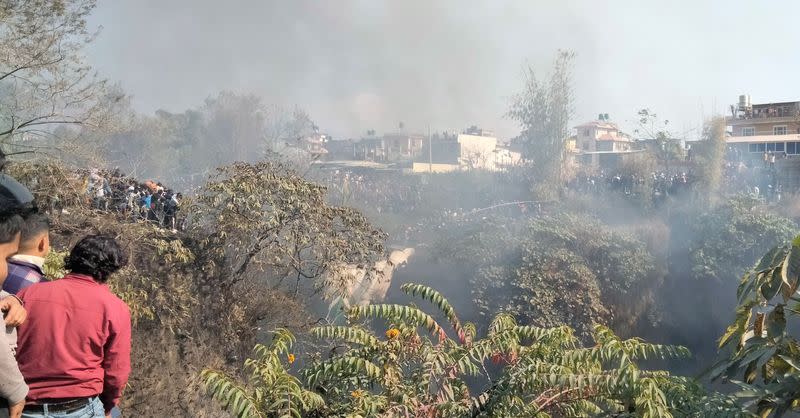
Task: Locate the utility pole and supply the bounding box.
[428,124,433,173]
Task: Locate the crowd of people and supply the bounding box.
[1,173,129,418]
[567,170,695,205]
[84,169,183,232]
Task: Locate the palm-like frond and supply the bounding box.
[202,284,735,418]
[348,304,447,340]
[401,283,464,337]
[304,356,383,388]
[311,325,380,347]
[201,369,262,418]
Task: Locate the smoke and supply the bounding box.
[85,0,800,140]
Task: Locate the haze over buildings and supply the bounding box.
[86,0,800,140]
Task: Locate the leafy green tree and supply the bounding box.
[187,160,386,297]
[507,51,575,199]
[203,283,746,417]
[202,329,324,418]
[689,196,796,284]
[647,196,797,375]
[710,235,800,417]
[436,213,661,338]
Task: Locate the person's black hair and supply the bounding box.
[0,207,24,244]
[19,212,49,244]
[65,234,128,282]
[0,173,35,243]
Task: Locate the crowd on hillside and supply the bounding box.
[722,161,783,203]
[83,169,183,232]
[567,170,695,205]
[567,161,790,205]
[1,173,129,417]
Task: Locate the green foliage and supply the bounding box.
[400,283,465,340]
[437,212,660,338]
[202,329,323,418]
[710,235,800,417]
[689,196,796,283]
[43,250,68,279]
[507,50,575,199]
[204,283,742,417]
[188,160,386,296]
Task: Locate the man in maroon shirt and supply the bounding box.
[16,235,131,418]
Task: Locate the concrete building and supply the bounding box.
[382,133,425,161]
[412,127,520,173]
[457,133,498,170]
[726,95,800,162]
[338,133,425,163]
[574,118,637,168]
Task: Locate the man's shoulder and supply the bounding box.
[4,263,43,295]
[7,259,44,276]
[98,288,131,317]
[104,293,132,326]
[106,291,128,307]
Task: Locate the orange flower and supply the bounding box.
[385,328,400,339]
[351,389,363,398]
[287,353,296,364]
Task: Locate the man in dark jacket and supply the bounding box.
[2,213,49,295]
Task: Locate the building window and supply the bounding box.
[776,142,785,152]
[789,142,800,155]
[758,143,766,152]
[584,129,590,136]
[749,144,758,153]
[774,126,788,135]
[742,127,755,136]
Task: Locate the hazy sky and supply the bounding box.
[85,0,800,140]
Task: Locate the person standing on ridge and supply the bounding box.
[16,235,131,418]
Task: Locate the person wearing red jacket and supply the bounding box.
[16,235,131,418]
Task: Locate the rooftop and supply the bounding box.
[729,99,800,122]
[574,120,619,130]
[752,101,800,108]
